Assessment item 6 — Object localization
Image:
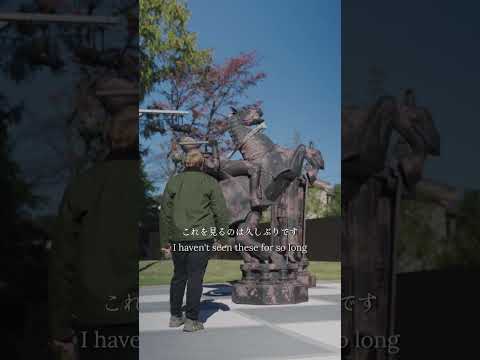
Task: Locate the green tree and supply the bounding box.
[140,0,211,98]
[323,184,341,217]
[140,159,159,224]
[141,51,266,183]
[435,191,480,269]
[0,94,39,287]
[305,187,324,219]
[397,199,438,271]
[397,190,480,272]
[305,184,341,219]
[0,95,37,221]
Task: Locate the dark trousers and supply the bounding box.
[170,240,213,321]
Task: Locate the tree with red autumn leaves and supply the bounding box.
[141,51,266,175]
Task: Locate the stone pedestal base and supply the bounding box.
[231,262,308,304]
[297,271,317,288]
[232,280,308,305]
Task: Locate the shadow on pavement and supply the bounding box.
[202,283,233,297]
[198,299,230,323]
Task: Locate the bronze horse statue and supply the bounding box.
[342,92,440,203]
[341,90,440,360]
[198,105,324,265]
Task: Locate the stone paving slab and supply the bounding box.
[140,326,333,360]
[140,281,341,360]
[237,304,340,324]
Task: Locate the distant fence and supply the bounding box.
[141,217,340,262]
[305,217,341,261]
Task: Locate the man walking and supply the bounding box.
[49,105,143,359]
[160,149,230,332]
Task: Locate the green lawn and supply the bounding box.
[139,260,340,286]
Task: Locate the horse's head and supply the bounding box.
[392,90,441,188]
[305,145,324,184]
[364,93,440,158]
[230,105,264,126]
[306,143,324,168]
[397,103,440,157]
[343,92,440,195]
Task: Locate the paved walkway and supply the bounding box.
[140,281,340,360]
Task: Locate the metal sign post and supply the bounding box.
[139,109,190,116]
[0,12,120,25]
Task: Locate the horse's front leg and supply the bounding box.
[247,163,262,208]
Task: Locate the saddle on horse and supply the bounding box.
[264,144,307,201]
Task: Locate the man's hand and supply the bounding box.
[161,243,172,257]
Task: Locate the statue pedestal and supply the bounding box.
[297,271,317,288]
[296,259,317,288]
[231,263,308,305]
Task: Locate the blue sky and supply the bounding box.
[343,0,480,190]
[144,0,341,186]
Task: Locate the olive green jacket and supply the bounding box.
[49,156,144,340]
[159,167,230,243]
